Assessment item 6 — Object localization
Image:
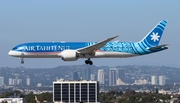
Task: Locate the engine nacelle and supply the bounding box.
[60,50,78,61]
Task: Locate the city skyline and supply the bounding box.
[2,64,176,90]
[0,66,170,86]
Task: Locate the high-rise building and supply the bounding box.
[116,69,126,82]
[9,78,13,85]
[53,79,100,103]
[26,78,30,86]
[109,68,116,86]
[17,79,22,85]
[97,69,104,85]
[90,74,95,81]
[8,78,22,86]
[151,76,158,85]
[14,77,22,85]
[0,76,4,85]
[84,68,91,80]
[71,71,79,80]
[159,76,166,85]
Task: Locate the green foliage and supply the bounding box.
[0,89,176,103]
[36,92,53,102]
[25,92,36,103]
[24,92,53,103]
[99,90,173,103]
[0,90,53,103]
[1,101,8,103]
[99,90,123,103]
[0,91,14,98]
[155,88,158,94]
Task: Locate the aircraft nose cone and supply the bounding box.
[8,50,21,57]
[8,50,13,56]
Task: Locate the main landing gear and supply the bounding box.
[85,58,93,65]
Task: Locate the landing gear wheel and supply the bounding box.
[89,61,93,65]
[20,58,24,64]
[85,60,89,64]
[21,60,24,64]
[84,59,93,65]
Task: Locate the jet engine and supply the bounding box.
[60,50,79,61]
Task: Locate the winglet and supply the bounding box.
[106,35,119,41]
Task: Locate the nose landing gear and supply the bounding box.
[20,58,24,64]
[20,53,24,64]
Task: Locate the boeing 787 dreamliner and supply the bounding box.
[9,20,168,65]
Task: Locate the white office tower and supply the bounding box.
[26,78,30,86]
[9,78,13,85]
[109,68,116,86]
[14,77,22,85]
[90,74,95,81]
[16,79,22,85]
[97,69,104,85]
[0,76,4,85]
[151,76,158,85]
[53,79,100,103]
[159,76,166,85]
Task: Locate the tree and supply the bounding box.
[1,101,8,103]
[0,91,13,98]
[25,92,36,103]
[155,88,158,94]
[37,92,53,102]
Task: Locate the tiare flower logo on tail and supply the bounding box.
[151,32,160,42]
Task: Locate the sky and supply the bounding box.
[0,1,180,68]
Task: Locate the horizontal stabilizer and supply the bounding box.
[146,44,169,51]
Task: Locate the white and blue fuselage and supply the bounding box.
[8,41,166,58]
[8,20,168,65]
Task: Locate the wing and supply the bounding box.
[77,35,119,53]
[146,44,169,51]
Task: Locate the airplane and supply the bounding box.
[8,20,168,65]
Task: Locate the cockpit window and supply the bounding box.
[12,47,17,50]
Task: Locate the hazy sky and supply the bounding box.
[0,1,179,68]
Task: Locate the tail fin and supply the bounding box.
[140,20,168,47]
